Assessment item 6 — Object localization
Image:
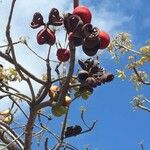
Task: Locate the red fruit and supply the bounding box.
[57,48,70,62]
[73,6,92,24]
[37,27,56,45]
[99,31,110,49]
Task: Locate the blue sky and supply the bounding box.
[0,0,150,149]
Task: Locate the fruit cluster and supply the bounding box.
[31,6,110,58]
[64,6,110,56]
[30,9,71,62]
[77,58,114,93]
[30,8,63,45]
[65,125,82,138]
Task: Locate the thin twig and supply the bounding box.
[24,42,59,63]
[133,67,150,85]
[117,43,150,57]
[36,46,52,104]
[45,138,49,150]
[0,41,21,49]
[138,105,150,113]
[140,142,144,150]
[8,95,29,119]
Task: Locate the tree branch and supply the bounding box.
[24,110,37,150]
[0,121,24,149]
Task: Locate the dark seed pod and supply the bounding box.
[66,126,74,132]
[30,12,44,29]
[63,13,72,33]
[101,73,114,83]
[84,58,93,64]
[82,44,99,56]
[93,71,103,78]
[48,8,63,26]
[78,60,87,70]
[65,125,82,137]
[93,59,99,67]
[82,23,100,49]
[78,70,89,82]
[68,32,82,47]
[64,14,83,35]
[73,125,82,135]
[95,77,102,86]
[84,58,94,71]
[65,126,74,137]
[104,73,114,82]
[89,65,99,75]
[86,77,97,88]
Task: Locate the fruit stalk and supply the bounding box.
[74,0,79,8]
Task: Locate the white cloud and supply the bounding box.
[90,2,132,34]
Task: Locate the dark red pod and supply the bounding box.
[82,44,99,56]
[86,77,97,88]
[82,24,100,49]
[48,8,63,26]
[37,27,56,45]
[68,32,82,47]
[64,14,83,35]
[78,70,89,82]
[30,12,44,29]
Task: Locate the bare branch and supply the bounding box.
[0,132,24,150]
[24,41,59,63]
[138,105,150,113]
[0,51,45,84]
[55,107,70,150]
[45,138,49,150]
[24,110,37,150]
[8,95,29,119]
[0,85,31,103]
[36,46,52,104]
[79,121,97,135]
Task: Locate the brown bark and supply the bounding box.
[24,110,37,150]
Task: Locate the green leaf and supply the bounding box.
[81,93,89,100]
